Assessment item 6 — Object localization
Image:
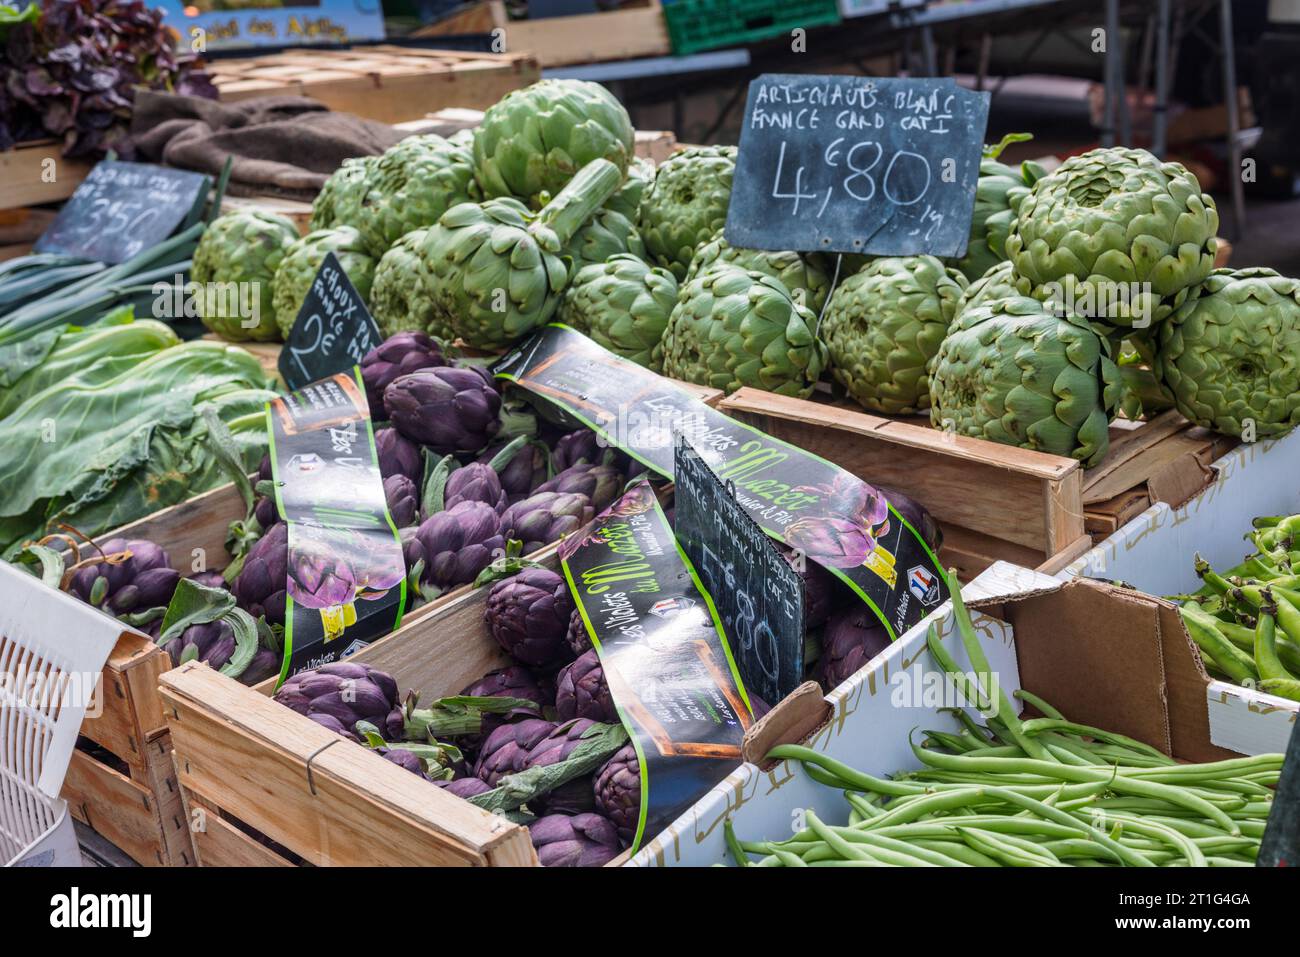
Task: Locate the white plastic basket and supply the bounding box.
[0,560,124,867]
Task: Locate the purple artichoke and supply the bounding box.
[161,620,231,670]
[565,608,592,656]
[477,439,547,503]
[188,570,227,590]
[434,776,493,799]
[405,501,504,589]
[551,429,602,472]
[251,453,280,529]
[375,427,422,484]
[473,718,556,786]
[444,462,508,514]
[379,747,424,776]
[242,647,282,685]
[555,651,616,722]
[233,522,288,625]
[384,366,502,455]
[484,568,575,668]
[523,717,598,770]
[816,606,892,691]
[361,331,448,419]
[529,813,622,867]
[594,743,639,845]
[459,665,548,750]
[383,474,420,528]
[783,516,875,569]
[879,485,943,552]
[535,463,624,513]
[500,491,595,554]
[69,538,180,615]
[273,660,404,742]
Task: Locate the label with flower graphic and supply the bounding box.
[559,480,753,855]
[267,370,407,684]
[496,325,948,640]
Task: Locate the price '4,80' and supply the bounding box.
[772,139,933,218]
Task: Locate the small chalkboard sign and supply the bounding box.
[673,436,804,706]
[278,251,382,393]
[34,161,209,265]
[725,74,990,257]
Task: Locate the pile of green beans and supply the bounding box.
[1177,513,1300,701]
[727,571,1282,868]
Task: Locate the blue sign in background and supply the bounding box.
[155,0,385,52]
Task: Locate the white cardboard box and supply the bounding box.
[1061,430,1300,755]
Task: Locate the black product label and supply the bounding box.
[267,370,406,682]
[725,74,989,257]
[559,481,751,853]
[34,160,209,264]
[674,437,805,706]
[279,252,383,392]
[495,325,948,639]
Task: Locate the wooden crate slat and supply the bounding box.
[162,662,537,867]
[0,141,94,211]
[180,784,293,868]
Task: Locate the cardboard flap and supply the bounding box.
[742,681,830,767]
[1008,577,1175,755]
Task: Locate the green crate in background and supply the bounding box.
[662,0,842,55]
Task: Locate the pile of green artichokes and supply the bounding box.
[191,78,1299,461]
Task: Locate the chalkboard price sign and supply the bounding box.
[278,252,382,392]
[725,74,991,258]
[34,161,209,265]
[674,436,805,706]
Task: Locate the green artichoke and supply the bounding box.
[370,228,454,341]
[1004,147,1219,330]
[956,260,1020,315]
[928,295,1122,465]
[1155,268,1300,438]
[640,146,736,280]
[564,207,645,273]
[685,230,831,315]
[950,142,1045,283]
[272,226,377,338]
[605,155,655,225]
[421,158,624,349]
[658,266,827,398]
[473,79,633,209]
[821,256,968,414]
[192,210,299,342]
[354,134,481,256]
[558,254,678,369]
[310,156,376,231]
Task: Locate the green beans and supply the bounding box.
[729,567,1281,869]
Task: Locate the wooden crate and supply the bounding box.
[717,389,1090,581]
[209,46,540,125]
[161,567,555,866]
[63,733,193,867]
[0,140,94,212]
[414,1,670,68]
[404,108,679,165]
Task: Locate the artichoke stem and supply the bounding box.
[535,159,624,246]
[404,709,483,740]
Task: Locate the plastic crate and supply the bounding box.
[662,0,841,55]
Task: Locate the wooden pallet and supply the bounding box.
[209,46,540,125]
[414,1,670,68]
[0,140,94,213]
